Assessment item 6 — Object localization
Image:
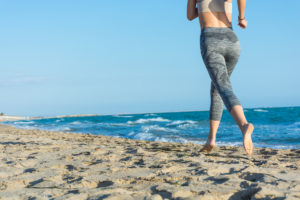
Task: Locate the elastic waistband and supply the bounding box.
[201,26,233,33]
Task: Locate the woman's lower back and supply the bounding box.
[198,12,232,29]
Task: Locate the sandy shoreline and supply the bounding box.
[0,114,101,122]
[0,124,299,199]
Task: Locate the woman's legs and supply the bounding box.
[205,52,239,147]
[205,83,222,147]
[230,105,254,155]
[200,27,254,155]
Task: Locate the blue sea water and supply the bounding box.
[1,106,300,149]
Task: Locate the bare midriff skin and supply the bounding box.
[197,0,233,29]
[198,11,232,29]
[187,0,253,155]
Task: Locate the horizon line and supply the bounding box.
[1,105,299,121]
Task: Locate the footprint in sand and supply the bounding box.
[97,180,114,188]
[66,189,80,194]
[62,174,83,184]
[133,158,145,167]
[204,176,229,184]
[72,151,91,156]
[239,172,283,185]
[86,159,103,166]
[150,185,173,199]
[119,156,132,162]
[65,164,77,171]
[23,168,36,173]
[259,148,278,155]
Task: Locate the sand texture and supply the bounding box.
[0,124,300,200]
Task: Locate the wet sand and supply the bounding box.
[0,124,300,199]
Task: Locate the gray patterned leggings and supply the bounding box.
[200,27,242,121]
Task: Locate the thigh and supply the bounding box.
[225,38,241,76]
[204,52,231,93]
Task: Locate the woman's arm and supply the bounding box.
[187,0,198,21]
[237,0,246,18]
[237,0,247,28]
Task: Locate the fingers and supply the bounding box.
[239,23,246,29]
[238,21,247,29]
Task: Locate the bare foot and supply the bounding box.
[242,123,254,156]
[200,143,215,153]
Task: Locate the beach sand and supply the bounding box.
[0,116,30,122]
[0,124,299,200]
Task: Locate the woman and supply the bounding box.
[187,0,254,155]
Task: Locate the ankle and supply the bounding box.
[241,122,254,136]
[206,140,216,145]
[239,122,249,131]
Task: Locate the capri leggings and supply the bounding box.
[200,27,241,121]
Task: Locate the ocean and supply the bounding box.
[1,106,300,149]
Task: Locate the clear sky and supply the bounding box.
[0,1,299,117]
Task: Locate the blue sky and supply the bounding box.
[0,1,299,117]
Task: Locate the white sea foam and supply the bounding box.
[141,125,179,133]
[216,141,242,147]
[14,121,34,125]
[97,122,131,127]
[145,113,157,117]
[178,123,198,129]
[63,127,72,131]
[127,117,170,124]
[114,115,133,118]
[128,131,135,136]
[254,109,268,112]
[168,120,197,125]
[167,120,199,129]
[155,137,190,144]
[133,132,154,141]
[70,121,82,125]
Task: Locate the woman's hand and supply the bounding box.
[238,18,247,29]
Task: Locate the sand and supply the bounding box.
[0,124,299,200]
[0,116,30,122]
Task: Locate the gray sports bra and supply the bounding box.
[196,0,232,13]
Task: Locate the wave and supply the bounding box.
[127,117,170,124]
[69,121,82,125]
[166,120,198,129]
[13,121,35,125]
[113,115,133,118]
[141,125,179,133]
[133,132,155,141]
[154,136,190,144]
[63,127,72,131]
[97,122,132,127]
[144,113,157,117]
[178,123,198,129]
[128,131,135,136]
[131,131,190,144]
[168,120,197,125]
[254,109,268,112]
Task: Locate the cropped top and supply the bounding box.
[196,0,232,13]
